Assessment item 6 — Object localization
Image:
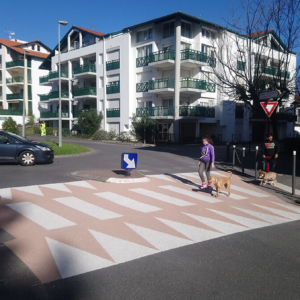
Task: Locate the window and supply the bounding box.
[137,45,152,58]
[137,28,153,43]
[181,42,190,50]
[31,45,35,50]
[200,71,214,82]
[201,44,215,57]
[181,22,191,38]
[146,101,152,108]
[37,46,40,52]
[162,99,173,107]
[163,21,175,38]
[202,29,215,40]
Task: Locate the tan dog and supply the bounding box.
[208,171,232,197]
[258,170,277,186]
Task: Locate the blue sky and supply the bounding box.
[1,0,232,49]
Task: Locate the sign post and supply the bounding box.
[121,153,138,176]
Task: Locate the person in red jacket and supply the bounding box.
[262,133,279,172]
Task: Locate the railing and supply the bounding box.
[156,133,174,143]
[106,81,120,94]
[181,49,208,64]
[179,106,215,118]
[48,90,69,99]
[180,78,206,90]
[255,65,290,79]
[136,106,175,117]
[39,75,49,84]
[73,87,96,97]
[149,50,175,63]
[73,64,96,75]
[40,94,49,101]
[73,110,85,118]
[7,93,32,100]
[136,56,149,67]
[106,108,120,118]
[237,61,245,71]
[136,82,149,92]
[148,78,175,90]
[106,59,120,71]
[49,70,68,80]
[6,60,31,68]
[0,109,23,116]
[206,82,216,93]
[6,76,32,84]
[40,110,69,118]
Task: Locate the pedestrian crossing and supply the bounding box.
[0,172,299,284]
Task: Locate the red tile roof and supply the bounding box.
[247,29,273,38]
[0,38,49,59]
[73,26,106,37]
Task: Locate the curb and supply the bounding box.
[55,147,96,158]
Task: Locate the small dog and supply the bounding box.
[208,171,232,197]
[258,170,277,186]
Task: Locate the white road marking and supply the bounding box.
[159,185,222,203]
[208,209,271,229]
[0,188,12,200]
[6,202,76,230]
[129,188,194,207]
[94,192,161,213]
[147,175,175,182]
[14,185,44,196]
[46,238,114,279]
[209,188,247,200]
[65,181,97,190]
[230,184,269,198]
[125,223,192,251]
[89,230,157,263]
[183,213,248,235]
[271,202,300,214]
[252,204,300,221]
[210,171,227,177]
[156,218,223,242]
[53,197,122,220]
[41,183,71,193]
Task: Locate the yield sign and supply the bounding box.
[260,101,278,117]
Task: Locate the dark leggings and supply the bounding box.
[198,161,212,183]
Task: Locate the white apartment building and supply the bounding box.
[0,38,51,128]
[39,12,296,143]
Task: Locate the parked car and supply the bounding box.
[0,131,54,166]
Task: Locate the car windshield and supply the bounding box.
[7,132,28,141]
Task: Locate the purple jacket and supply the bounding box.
[199,143,215,163]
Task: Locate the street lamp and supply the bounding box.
[22,49,30,137]
[58,20,68,147]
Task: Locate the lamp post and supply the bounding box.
[22,49,30,137]
[58,20,68,147]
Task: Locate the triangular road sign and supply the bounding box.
[260,102,278,117]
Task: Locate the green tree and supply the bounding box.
[26,114,36,126]
[2,117,19,135]
[131,114,158,143]
[78,109,103,137]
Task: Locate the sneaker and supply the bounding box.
[200,183,207,189]
[207,184,213,189]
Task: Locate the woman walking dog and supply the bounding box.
[198,136,215,189]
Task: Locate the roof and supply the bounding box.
[247,29,273,38]
[73,26,106,37]
[14,40,52,52]
[0,38,50,59]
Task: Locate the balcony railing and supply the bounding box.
[6,76,32,84]
[206,82,216,93]
[49,70,68,80]
[73,64,96,75]
[0,109,23,116]
[106,81,120,94]
[136,106,175,117]
[40,94,49,101]
[181,49,209,65]
[106,59,120,71]
[255,65,290,79]
[179,106,215,118]
[39,75,49,84]
[106,108,120,118]
[149,50,175,63]
[237,61,246,71]
[73,87,96,97]
[48,90,69,99]
[180,78,206,90]
[40,110,69,118]
[73,109,87,118]
[136,82,149,92]
[6,60,31,68]
[136,56,149,67]
[148,78,175,90]
[7,93,32,100]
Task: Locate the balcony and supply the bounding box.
[6,76,32,85]
[106,108,120,118]
[181,49,210,68]
[180,78,206,94]
[7,93,32,101]
[6,60,31,69]
[136,82,149,92]
[206,82,216,93]
[40,94,50,101]
[179,106,215,118]
[73,87,96,98]
[106,81,120,94]
[148,50,175,68]
[255,65,290,79]
[148,78,175,94]
[73,64,96,77]
[0,109,23,116]
[40,110,69,119]
[106,59,120,71]
[237,61,246,71]
[39,75,50,84]
[48,90,69,100]
[48,70,68,81]
[136,106,174,117]
[136,56,149,68]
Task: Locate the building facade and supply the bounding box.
[0,38,51,128]
[39,12,297,142]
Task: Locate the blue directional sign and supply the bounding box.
[121,153,138,169]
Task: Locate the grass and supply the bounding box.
[41,141,90,156]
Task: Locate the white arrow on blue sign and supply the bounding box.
[121,153,138,169]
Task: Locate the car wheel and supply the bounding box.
[19,151,36,166]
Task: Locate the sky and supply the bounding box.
[0,0,233,49]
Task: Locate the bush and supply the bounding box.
[26,114,36,126]
[130,114,158,143]
[117,131,132,142]
[93,130,110,140]
[108,129,117,140]
[78,109,103,137]
[2,117,19,135]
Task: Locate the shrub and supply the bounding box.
[117,131,132,142]
[130,114,158,143]
[93,130,110,140]
[108,129,117,140]
[78,109,103,137]
[26,114,36,126]
[2,117,19,135]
